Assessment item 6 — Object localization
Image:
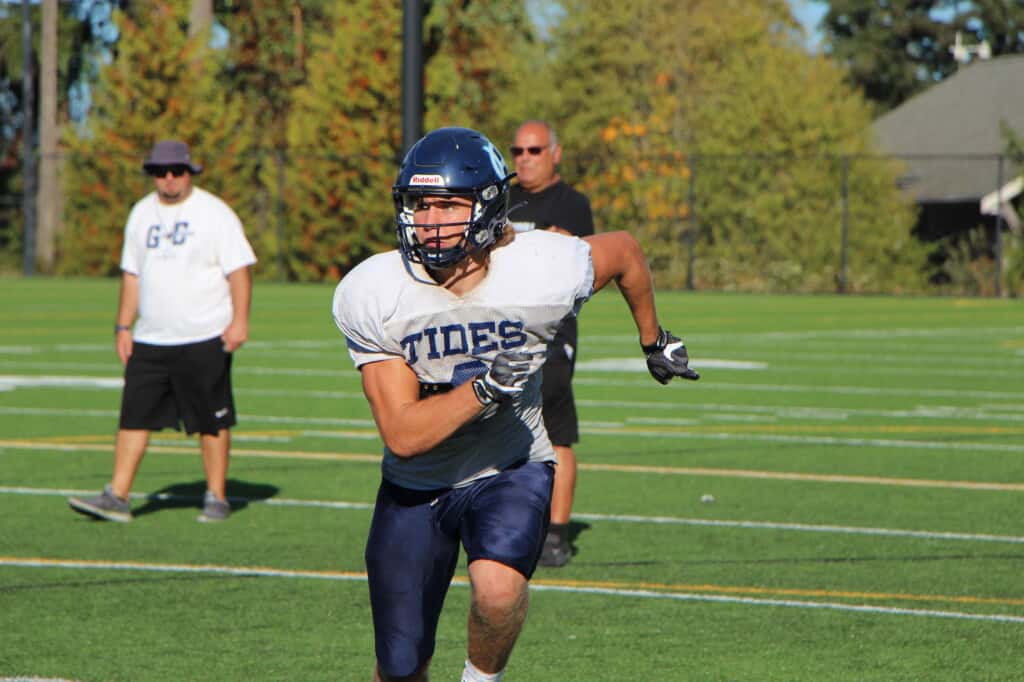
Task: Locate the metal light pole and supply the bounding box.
[994,155,1004,298]
[21,0,37,276]
[839,155,850,294]
[401,0,423,156]
[37,0,59,274]
[686,156,697,291]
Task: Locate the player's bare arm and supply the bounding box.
[586,231,700,382]
[222,266,252,352]
[585,231,661,346]
[360,358,489,457]
[115,272,140,365]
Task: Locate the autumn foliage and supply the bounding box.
[55,0,930,293]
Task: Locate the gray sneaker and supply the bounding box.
[198,491,231,523]
[68,484,132,522]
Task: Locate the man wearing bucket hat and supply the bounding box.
[69,140,256,523]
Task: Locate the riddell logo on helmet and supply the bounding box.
[410,174,445,186]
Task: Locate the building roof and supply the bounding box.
[872,54,1024,203]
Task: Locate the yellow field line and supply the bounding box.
[4,438,1023,491]
[21,423,1024,440]
[0,555,365,580]
[0,439,379,463]
[533,577,1024,608]
[20,429,338,445]
[579,463,1024,491]
[620,424,1024,435]
[4,555,1022,609]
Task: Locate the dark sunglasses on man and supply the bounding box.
[509,146,548,157]
[147,165,190,178]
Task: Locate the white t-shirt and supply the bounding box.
[120,186,257,345]
[332,229,595,490]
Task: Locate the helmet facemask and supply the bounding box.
[395,184,508,270]
[392,127,514,270]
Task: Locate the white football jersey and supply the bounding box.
[333,229,595,490]
[121,187,256,345]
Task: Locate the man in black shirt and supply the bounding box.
[508,120,595,567]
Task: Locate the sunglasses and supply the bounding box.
[148,165,190,178]
[509,146,548,157]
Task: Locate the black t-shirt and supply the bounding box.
[507,180,595,353]
[508,180,595,238]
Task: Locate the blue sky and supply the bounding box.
[525,1,831,47]
[787,0,829,49]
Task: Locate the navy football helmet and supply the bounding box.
[393,127,515,269]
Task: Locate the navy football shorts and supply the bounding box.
[119,336,236,436]
[365,460,554,678]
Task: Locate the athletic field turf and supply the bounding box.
[1,277,1022,681]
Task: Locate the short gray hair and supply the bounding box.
[518,119,558,148]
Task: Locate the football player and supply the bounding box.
[332,127,698,682]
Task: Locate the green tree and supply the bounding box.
[282,0,538,280]
[682,2,925,293]
[817,0,1024,112]
[280,1,401,281]
[541,0,927,292]
[60,0,255,275]
[0,1,117,272]
[217,2,333,154]
[997,123,1024,296]
[422,0,539,139]
[217,1,333,279]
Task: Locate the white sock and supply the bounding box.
[461,659,504,682]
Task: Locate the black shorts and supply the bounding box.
[541,316,579,446]
[119,337,236,436]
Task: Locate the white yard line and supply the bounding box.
[578,427,1024,453]
[609,402,1024,423]
[721,349,1023,368]
[3,377,1024,425]
[577,358,767,371]
[528,583,1024,624]
[0,375,123,390]
[3,443,1021,491]
[1,405,1021,453]
[585,327,1024,344]
[6,372,1024,403]
[4,486,1022,543]
[574,377,1024,400]
[570,512,1024,543]
[0,362,360,378]
[0,406,375,427]
[1,555,1021,624]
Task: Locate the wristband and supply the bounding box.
[640,327,666,354]
[114,324,131,333]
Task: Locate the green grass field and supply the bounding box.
[1,277,1022,681]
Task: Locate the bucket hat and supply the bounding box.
[142,140,203,175]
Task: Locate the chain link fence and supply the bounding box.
[2,150,1020,296]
